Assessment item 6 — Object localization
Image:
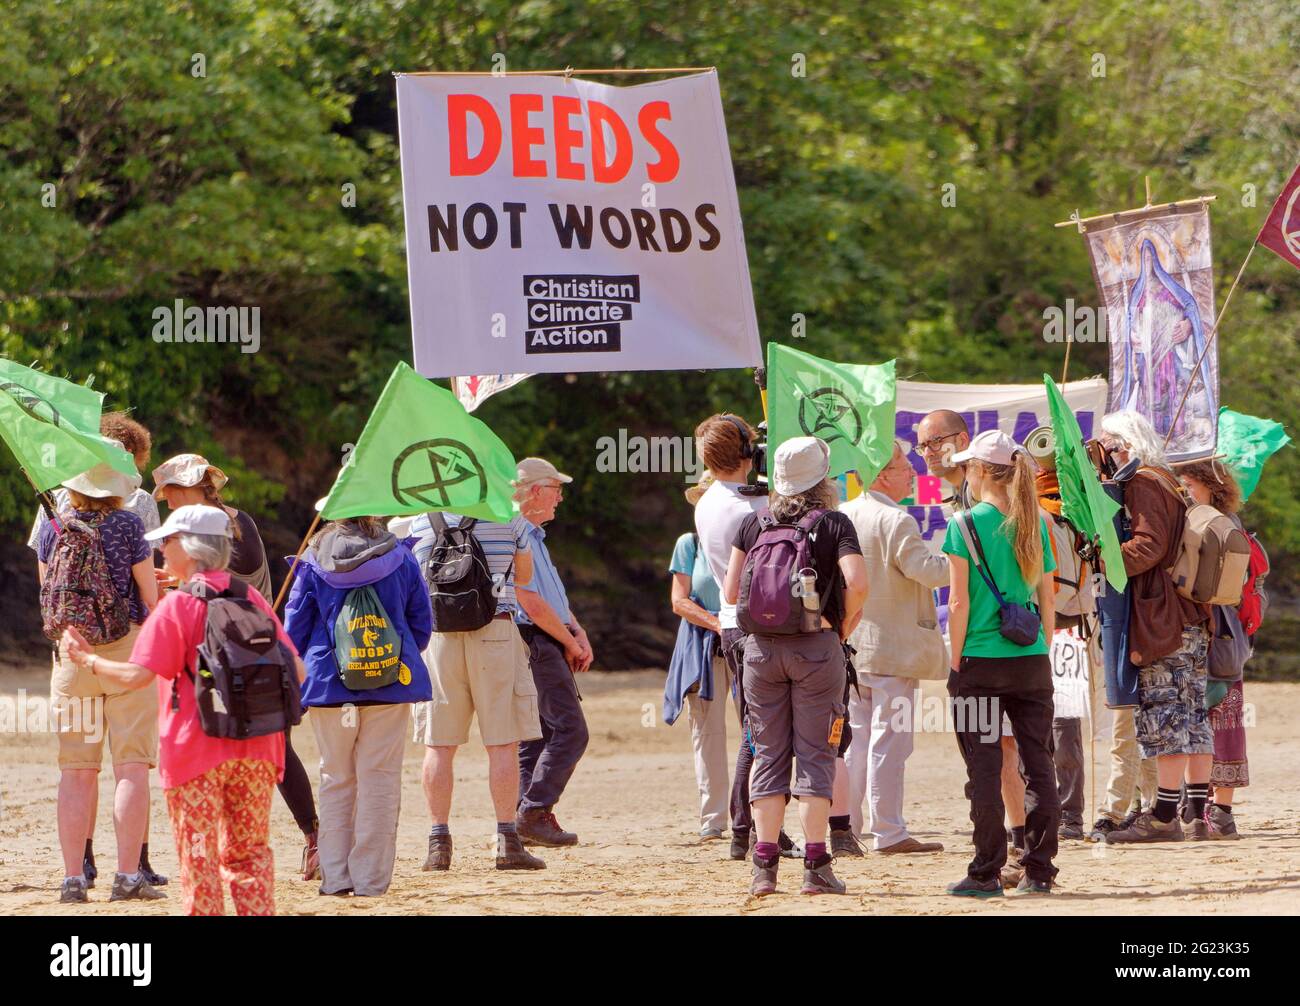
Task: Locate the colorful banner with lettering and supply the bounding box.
[396,70,761,377]
[893,377,1109,552]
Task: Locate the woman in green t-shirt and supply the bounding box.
[940,430,1058,898]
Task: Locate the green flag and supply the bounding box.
[1043,375,1126,592]
[0,358,137,492]
[321,361,517,522]
[1217,408,1291,503]
[767,343,896,484]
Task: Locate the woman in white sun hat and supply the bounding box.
[63,504,305,916]
[38,461,161,906]
[941,429,1059,898]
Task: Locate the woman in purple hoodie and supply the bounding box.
[283,515,432,897]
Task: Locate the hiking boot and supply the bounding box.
[999,862,1024,888]
[749,855,779,897]
[1059,821,1085,841]
[516,807,578,847]
[830,828,866,858]
[946,875,1003,898]
[1087,817,1120,843]
[729,829,751,861]
[60,876,89,904]
[1206,805,1241,841]
[1185,816,1211,841]
[1012,874,1052,895]
[800,856,847,895]
[878,836,945,854]
[301,831,321,880]
[109,873,166,902]
[496,832,546,870]
[1105,811,1184,844]
[700,827,725,842]
[138,844,168,887]
[422,833,452,872]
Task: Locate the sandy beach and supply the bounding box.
[2,667,1297,916]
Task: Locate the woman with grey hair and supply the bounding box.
[723,437,869,897]
[63,504,306,915]
[1095,410,1214,845]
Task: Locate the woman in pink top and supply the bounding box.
[63,504,305,916]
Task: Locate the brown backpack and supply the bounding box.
[1144,468,1251,606]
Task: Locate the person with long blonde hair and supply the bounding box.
[941,430,1058,896]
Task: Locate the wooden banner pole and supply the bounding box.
[274,510,322,612]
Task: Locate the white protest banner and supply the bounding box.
[395,70,761,377]
[893,377,1109,551]
[1050,628,1091,720]
[451,373,531,412]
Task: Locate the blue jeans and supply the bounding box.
[517,627,589,811]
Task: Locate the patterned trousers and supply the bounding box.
[165,758,277,916]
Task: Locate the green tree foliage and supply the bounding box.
[2,0,1297,665]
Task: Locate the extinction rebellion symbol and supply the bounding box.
[390,439,487,508]
[0,382,62,426]
[797,387,863,446]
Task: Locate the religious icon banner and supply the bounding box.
[1082,204,1218,461]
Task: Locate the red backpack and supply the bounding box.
[40,512,131,645]
[1236,532,1270,637]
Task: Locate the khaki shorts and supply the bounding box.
[51,625,158,771]
[413,617,542,747]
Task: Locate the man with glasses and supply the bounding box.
[512,458,594,847]
[839,440,950,855]
[916,410,973,514]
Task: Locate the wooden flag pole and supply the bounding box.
[1161,241,1258,449]
[274,510,322,612]
[1053,194,1216,230]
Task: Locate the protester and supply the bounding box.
[512,458,593,847]
[29,412,166,888]
[1097,412,1213,845]
[723,436,868,896]
[284,512,432,895]
[61,504,302,915]
[29,412,160,547]
[154,453,320,878]
[1180,460,1251,840]
[38,463,161,904]
[411,507,545,870]
[692,414,768,860]
[943,430,1059,896]
[665,473,736,841]
[840,439,948,854]
[917,410,973,513]
[152,454,272,597]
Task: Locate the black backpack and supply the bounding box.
[174,578,303,739]
[422,513,499,632]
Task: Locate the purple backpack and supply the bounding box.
[737,509,829,635]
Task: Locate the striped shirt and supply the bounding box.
[410,512,531,615]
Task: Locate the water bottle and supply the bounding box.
[798,567,820,632]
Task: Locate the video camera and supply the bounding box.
[738,368,769,497]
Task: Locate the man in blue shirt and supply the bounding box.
[512,458,593,847]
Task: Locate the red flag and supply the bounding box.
[1257,161,1300,270]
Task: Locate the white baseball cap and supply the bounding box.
[772,436,831,495]
[513,457,573,491]
[950,429,1028,467]
[143,503,232,542]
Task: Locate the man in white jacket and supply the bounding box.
[839,440,949,854]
